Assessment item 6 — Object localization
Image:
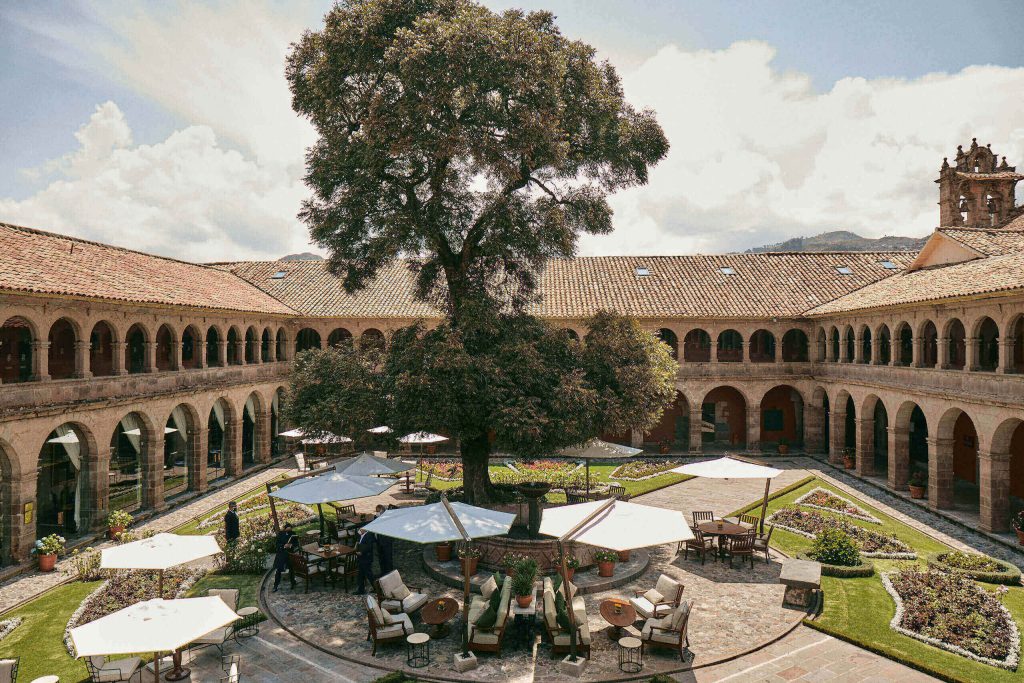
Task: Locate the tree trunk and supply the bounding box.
[460,432,493,504]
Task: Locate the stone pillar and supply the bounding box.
[966,337,980,372]
[84,448,111,533]
[805,403,825,453]
[853,334,864,364]
[746,410,760,452]
[978,450,1010,532]
[6,471,38,564]
[839,337,849,363]
[236,338,247,365]
[826,337,836,363]
[73,340,92,379]
[741,340,750,365]
[265,340,276,363]
[688,408,703,453]
[997,338,1014,374]
[855,417,874,477]
[911,336,922,367]
[31,340,50,381]
[774,338,784,365]
[252,339,262,364]
[172,341,183,371]
[196,340,208,369]
[710,343,719,366]
[190,427,209,493]
[937,337,951,369]
[217,340,228,367]
[141,436,164,511]
[144,341,157,373]
[112,341,128,375]
[829,409,846,465]
[927,436,954,510]
[888,426,909,491]
[224,419,242,477]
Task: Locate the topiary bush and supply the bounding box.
[810,527,860,566]
[925,551,1022,585]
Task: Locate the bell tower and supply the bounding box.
[937,138,1022,227]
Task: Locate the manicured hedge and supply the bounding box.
[796,551,874,578]
[925,551,1022,585]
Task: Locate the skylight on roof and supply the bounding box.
[718,267,736,275]
[271,271,287,279]
[835,266,853,275]
[635,266,650,276]
[880,260,898,270]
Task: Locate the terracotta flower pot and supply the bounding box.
[597,560,614,577]
[908,485,926,500]
[843,456,856,469]
[564,568,575,581]
[460,557,479,577]
[38,553,57,573]
[617,549,631,563]
[777,444,789,454]
[108,525,125,540]
[1015,529,1024,546]
[515,594,533,608]
[659,445,670,454]
[435,543,452,562]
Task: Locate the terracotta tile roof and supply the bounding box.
[0,222,294,315]
[935,227,1024,256]
[223,252,916,319]
[807,251,1024,315]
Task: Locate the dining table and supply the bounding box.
[696,520,751,558]
[302,542,354,585]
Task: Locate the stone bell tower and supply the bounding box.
[937,138,1022,227]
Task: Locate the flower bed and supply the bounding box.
[0,617,21,643]
[766,507,915,558]
[65,568,204,656]
[610,460,681,480]
[494,460,585,488]
[508,459,582,475]
[420,459,463,480]
[794,487,881,524]
[882,568,1020,669]
[197,498,314,533]
[925,551,1022,585]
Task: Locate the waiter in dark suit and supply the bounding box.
[224,501,240,544]
[354,527,376,594]
[272,522,299,592]
[373,505,394,575]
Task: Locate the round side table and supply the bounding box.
[618,636,643,673]
[235,606,260,638]
[406,632,430,668]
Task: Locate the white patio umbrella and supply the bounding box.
[539,497,693,661]
[279,428,306,438]
[334,452,413,477]
[557,438,642,497]
[270,470,395,537]
[101,533,221,598]
[362,497,516,657]
[70,596,239,682]
[301,433,353,445]
[367,426,393,434]
[398,432,449,481]
[671,456,783,533]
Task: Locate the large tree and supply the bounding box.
[286,0,671,500]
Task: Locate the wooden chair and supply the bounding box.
[753,524,774,564]
[640,600,692,661]
[608,484,630,501]
[725,531,756,569]
[365,595,413,656]
[629,574,684,619]
[0,658,17,683]
[691,510,715,526]
[680,528,716,564]
[337,552,359,591]
[738,513,760,528]
[219,655,240,683]
[375,569,428,615]
[565,490,588,504]
[288,552,327,593]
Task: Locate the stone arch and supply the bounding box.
[701,385,748,448]
[261,327,272,362]
[155,323,176,372]
[842,325,855,363]
[643,391,689,448]
[47,317,79,379]
[859,324,872,364]
[361,328,386,352]
[682,329,711,362]
[0,316,35,383]
[748,329,775,362]
[0,438,21,564]
[893,401,928,490]
[109,410,161,513]
[88,320,117,377]
[861,394,889,477]
[207,397,237,483]
[655,328,678,359]
[989,417,1024,532]
[829,326,840,362]
[37,421,97,541]
[205,325,223,367]
[814,328,827,362]
[943,318,966,369]
[276,328,288,360]
[920,320,938,367]
[226,326,242,365]
[894,321,913,366]
[760,385,804,448]
[244,326,259,364]
[181,324,202,369]
[716,329,743,363]
[781,329,808,362]
[327,328,353,349]
[296,327,322,353]
[937,407,979,511]
[974,316,999,371]
[875,323,891,365]
[1008,314,1024,373]
[126,323,149,374]
[242,391,266,468]
[165,403,201,496]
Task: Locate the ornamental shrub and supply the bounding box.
[810,527,860,567]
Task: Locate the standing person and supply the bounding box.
[374,505,394,575]
[354,527,376,595]
[224,501,240,545]
[272,522,298,592]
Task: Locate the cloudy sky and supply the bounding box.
[1,1,1023,262]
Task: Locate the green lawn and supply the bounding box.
[733,477,1024,683]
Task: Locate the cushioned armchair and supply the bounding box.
[629,574,684,620]
[85,656,143,683]
[468,574,512,654]
[375,569,428,615]
[541,577,590,659]
[365,595,413,656]
[190,589,239,656]
[640,600,692,661]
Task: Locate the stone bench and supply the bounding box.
[779,558,821,608]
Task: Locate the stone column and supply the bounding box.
[855,417,874,477]
[741,340,750,365]
[265,340,276,363]
[888,426,909,491]
[217,340,228,367]
[937,337,951,369]
[196,340,208,369]
[141,435,164,511]
[236,338,247,365]
[84,447,111,532]
[688,407,703,454]
[257,407,273,464]
[112,341,128,375]
[224,419,242,477]
[997,338,1014,374]
[252,339,262,365]
[190,427,209,493]
[804,403,825,454]
[144,341,157,373]
[978,450,1010,532]
[829,409,846,465]
[31,340,50,381]
[911,335,922,367]
[6,471,38,564]
[171,341,183,371]
[746,410,760,452]
[853,333,864,364]
[966,337,980,372]
[774,338,784,365]
[927,436,955,510]
[839,337,849,363]
[73,340,92,379]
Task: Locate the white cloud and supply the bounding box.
[582,41,1024,255]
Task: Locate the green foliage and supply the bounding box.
[593,549,618,563]
[106,509,134,529]
[797,551,873,578]
[220,531,269,575]
[810,527,861,567]
[33,534,65,556]
[66,548,102,582]
[926,552,1022,585]
[510,556,539,597]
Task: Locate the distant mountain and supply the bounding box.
[279,252,324,261]
[745,230,928,254]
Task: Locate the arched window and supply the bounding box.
[896,323,913,366]
[48,318,77,379]
[0,317,34,383]
[155,324,175,372]
[110,413,148,513]
[748,330,775,362]
[830,328,840,362]
[328,328,353,348]
[946,319,966,369]
[226,327,241,365]
[781,329,808,362]
[244,327,258,364]
[275,329,287,360]
[38,424,87,538]
[165,405,193,498]
[921,321,938,368]
[977,317,999,371]
[843,326,854,363]
[860,326,872,364]
[683,329,711,362]
[261,328,272,362]
[296,328,321,353]
[126,324,147,374]
[876,325,891,365]
[181,326,200,369]
[717,330,743,363]
[360,328,386,352]
[206,327,222,367]
[656,328,678,359]
[207,400,231,483]
[89,321,115,377]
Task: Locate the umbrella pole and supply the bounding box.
[154,651,160,683]
[317,504,326,540]
[158,569,164,600]
[759,478,771,535]
[439,496,473,658]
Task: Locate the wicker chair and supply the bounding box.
[680,528,716,564]
[691,510,715,526]
[725,531,756,569]
[640,600,692,661]
[365,595,413,656]
[753,524,774,564]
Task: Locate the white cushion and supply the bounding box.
[208,588,239,612]
[194,627,232,645]
[654,575,680,601]
[671,601,691,630]
[401,592,428,613]
[376,622,408,638]
[629,596,656,619]
[542,590,557,629]
[469,630,499,645]
[480,575,497,599]
[95,656,142,682]
[641,615,671,640]
[643,588,664,605]
[378,570,409,600]
[366,595,386,626]
[383,611,413,630]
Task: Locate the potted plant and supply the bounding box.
[435,540,453,562]
[554,553,579,581]
[459,544,481,576]
[107,509,133,540]
[1012,511,1024,545]
[34,533,65,572]
[842,448,856,469]
[594,549,617,577]
[617,548,631,562]
[777,438,789,455]
[908,471,927,499]
[511,557,538,608]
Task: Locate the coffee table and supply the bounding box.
[599,598,636,641]
[421,597,459,638]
